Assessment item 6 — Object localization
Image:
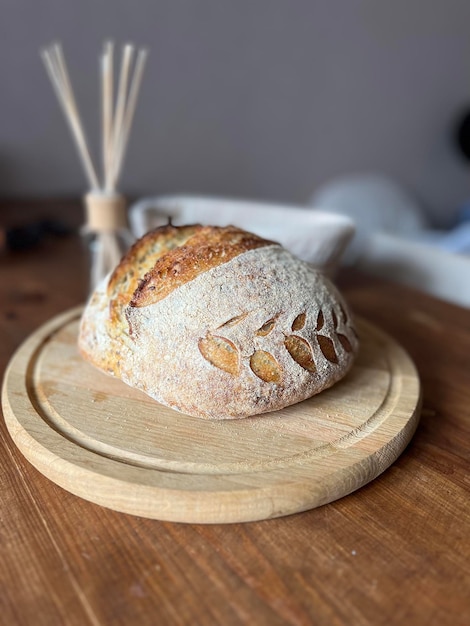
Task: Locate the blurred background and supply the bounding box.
[2,0,470,304]
[1,0,470,224]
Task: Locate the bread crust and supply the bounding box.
[130,225,275,308]
[79,225,359,419]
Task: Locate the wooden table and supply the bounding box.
[1,200,469,626]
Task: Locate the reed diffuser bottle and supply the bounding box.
[42,41,147,293]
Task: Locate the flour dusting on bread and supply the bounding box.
[79,225,358,419]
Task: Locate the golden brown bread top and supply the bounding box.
[105,224,201,335]
[107,224,200,301]
[129,225,277,308]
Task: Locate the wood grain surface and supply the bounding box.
[1,200,469,625]
[2,310,420,523]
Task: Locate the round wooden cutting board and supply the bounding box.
[2,308,421,523]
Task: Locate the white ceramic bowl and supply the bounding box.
[129,195,355,273]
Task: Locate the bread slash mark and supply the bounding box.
[198,333,240,375]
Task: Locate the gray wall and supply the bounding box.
[2,0,470,225]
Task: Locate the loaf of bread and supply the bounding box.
[78,224,359,419]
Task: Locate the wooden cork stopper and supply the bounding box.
[84,193,128,231]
